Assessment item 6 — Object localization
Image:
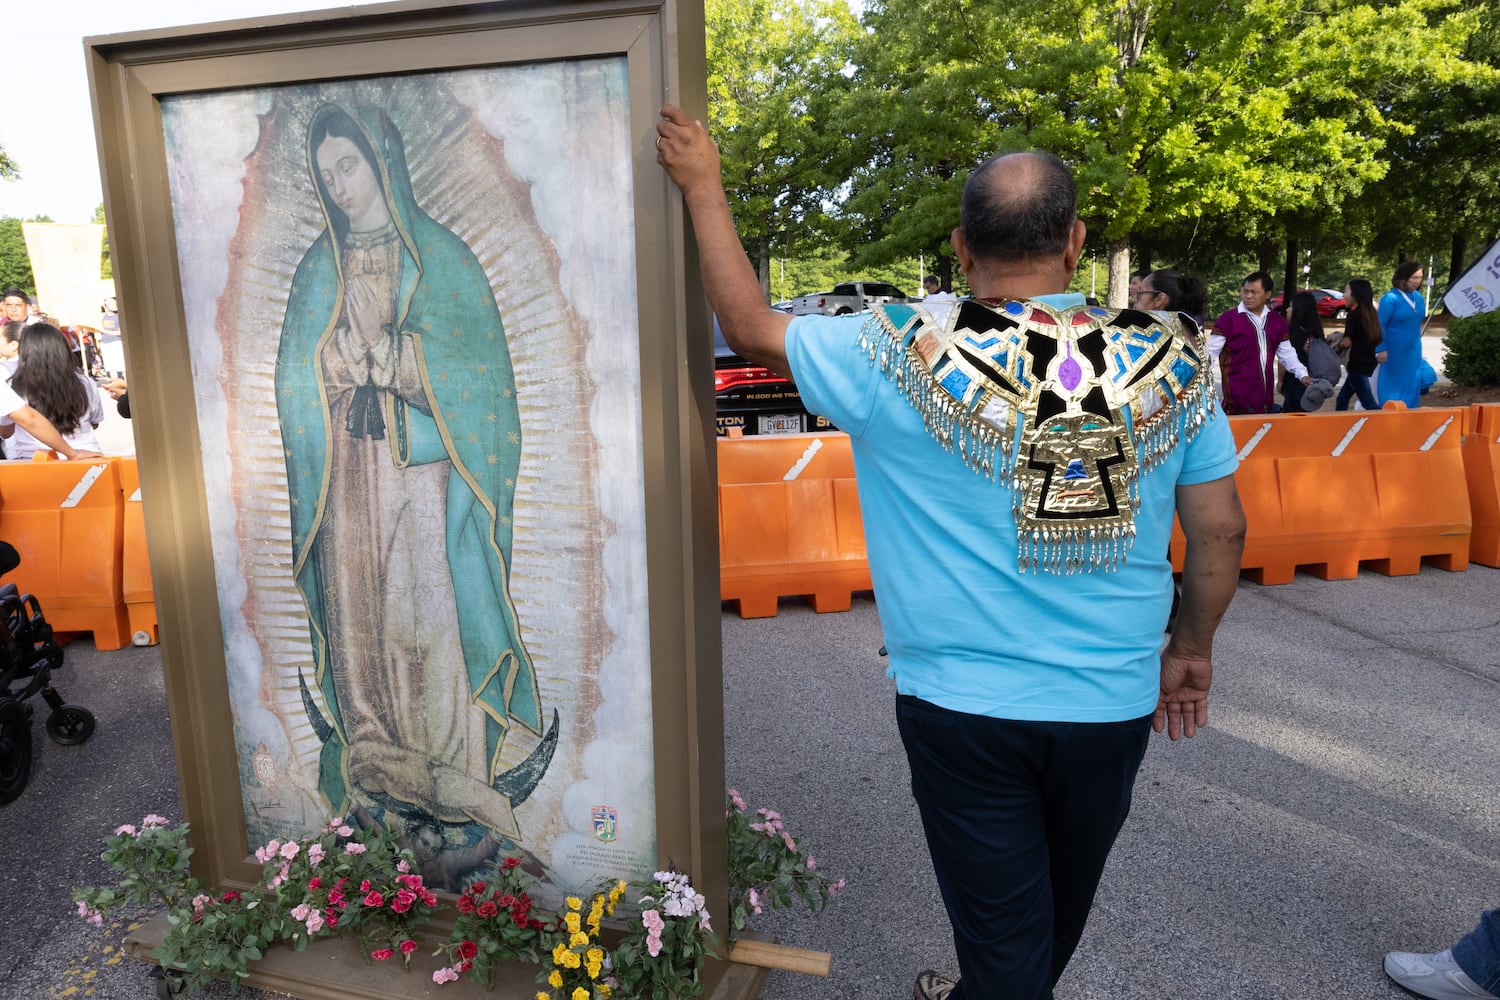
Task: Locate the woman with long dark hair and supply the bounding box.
[1334,279,1383,411]
[1137,269,1208,330]
[1281,291,1326,411]
[0,323,103,460]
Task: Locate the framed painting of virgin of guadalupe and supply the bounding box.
[86,0,723,916]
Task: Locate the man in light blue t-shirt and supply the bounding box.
[657,105,1247,1000]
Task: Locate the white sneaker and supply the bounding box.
[1385,948,1498,1000]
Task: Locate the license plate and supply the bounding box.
[758,413,803,434]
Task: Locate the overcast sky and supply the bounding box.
[0,0,387,223]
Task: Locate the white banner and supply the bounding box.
[1444,235,1500,318]
[21,222,105,329]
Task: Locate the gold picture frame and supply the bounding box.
[86,0,723,962]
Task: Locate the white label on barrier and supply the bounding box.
[1331,418,1368,457]
[128,487,142,503]
[1237,422,1274,461]
[58,464,108,509]
[1419,416,1455,452]
[783,438,825,481]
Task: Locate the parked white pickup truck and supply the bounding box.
[786,281,911,316]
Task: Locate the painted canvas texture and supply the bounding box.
[159,59,654,894]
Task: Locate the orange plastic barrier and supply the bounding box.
[118,458,158,645]
[1170,408,1471,584]
[0,457,130,648]
[718,433,870,618]
[1464,404,1500,567]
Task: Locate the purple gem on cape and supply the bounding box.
[1059,343,1082,392]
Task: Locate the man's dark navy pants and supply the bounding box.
[896,694,1152,1000]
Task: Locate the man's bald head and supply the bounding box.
[960,152,1077,264]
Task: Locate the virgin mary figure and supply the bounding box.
[275,103,551,867]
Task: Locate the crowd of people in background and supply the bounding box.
[0,286,108,461]
[933,261,1436,416]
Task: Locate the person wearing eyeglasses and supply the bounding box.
[1376,260,1427,408]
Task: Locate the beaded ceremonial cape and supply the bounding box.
[859,299,1216,574]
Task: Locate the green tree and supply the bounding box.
[0,218,35,293]
[844,0,1480,305]
[0,142,17,182]
[707,0,861,300]
[94,203,113,280]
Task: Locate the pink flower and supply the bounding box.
[370,948,395,961]
[336,825,354,838]
[399,939,418,955]
[291,903,311,921]
[363,891,384,907]
[307,844,325,866]
[641,908,664,933]
[279,841,300,860]
[397,859,411,873]
[75,901,90,919]
[727,788,748,812]
[757,808,780,821]
[87,911,102,928]
[343,842,367,855]
[432,967,460,984]
[827,879,846,897]
[142,814,169,828]
[781,832,797,852]
[747,888,763,916]
[305,910,324,934]
[114,824,137,837]
[806,855,817,872]
[646,930,663,957]
[255,839,280,863]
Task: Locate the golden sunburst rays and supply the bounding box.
[185,70,626,834]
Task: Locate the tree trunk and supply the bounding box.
[1257,236,1277,276]
[1449,230,1468,287]
[1106,237,1131,308]
[1282,237,1299,307]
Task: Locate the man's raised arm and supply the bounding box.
[656,104,791,377]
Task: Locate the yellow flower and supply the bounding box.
[572,989,589,1000]
[570,931,590,947]
[552,942,570,966]
[565,912,581,934]
[536,993,550,1000]
[590,897,605,919]
[586,960,602,980]
[607,881,626,914]
[566,896,582,911]
[564,951,582,969]
[587,947,604,964]
[587,915,601,935]
[549,970,564,989]
[598,986,612,999]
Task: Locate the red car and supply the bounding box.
[1270,288,1348,320]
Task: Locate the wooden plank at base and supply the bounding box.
[727,938,832,977]
[124,912,773,999]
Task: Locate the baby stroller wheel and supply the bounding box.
[45,705,96,746]
[0,697,33,803]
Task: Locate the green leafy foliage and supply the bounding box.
[724,789,844,934]
[0,218,35,294]
[1444,311,1500,386]
[611,872,716,1000]
[707,0,861,297]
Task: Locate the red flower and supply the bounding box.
[308,877,322,890]
[221,891,241,903]
[497,893,515,908]
[359,880,372,893]
[459,960,473,973]
[456,895,476,914]
[529,919,544,930]
[470,881,488,894]
[421,890,438,907]
[399,939,418,955]
[326,914,339,929]
[458,940,478,960]
[477,900,500,918]
[370,948,395,961]
[363,891,384,907]
[501,857,521,870]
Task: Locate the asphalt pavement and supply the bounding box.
[1,559,1497,999]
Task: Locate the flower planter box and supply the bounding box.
[121,912,773,1000]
